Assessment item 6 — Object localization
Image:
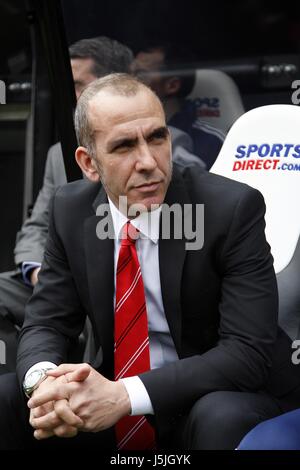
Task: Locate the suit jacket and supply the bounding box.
[14,142,67,266]
[13,132,205,267]
[17,165,300,419]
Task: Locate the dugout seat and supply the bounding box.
[210,104,300,339]
[187,69,245,134]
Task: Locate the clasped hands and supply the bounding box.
[27,363,131,440]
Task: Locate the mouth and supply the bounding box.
[134,181,161,192]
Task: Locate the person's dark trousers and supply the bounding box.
[0,271,32,375]
[0,373,116,450]
[162,391,284,450]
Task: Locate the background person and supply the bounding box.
[131,42,225,169]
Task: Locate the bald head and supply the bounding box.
[74,73,164,157]
[74,72,171,213]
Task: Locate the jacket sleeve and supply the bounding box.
[140,188,279,416]
[14,143,66,266]
[16,187,86,383]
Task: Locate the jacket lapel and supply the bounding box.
[84,168,191,369]
[84,186,115,376]
[159,168,190,355]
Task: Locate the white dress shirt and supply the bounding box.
[109,199,178,415]
[26,198,178,416]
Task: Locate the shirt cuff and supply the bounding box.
[121,376,154,416]
[22,262,41,286]
[25,361,57,381]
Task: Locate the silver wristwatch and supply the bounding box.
[23,368,54,398]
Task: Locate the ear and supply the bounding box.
[75,146,101,182]
[164,77,181,96]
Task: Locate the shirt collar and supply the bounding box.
[108,197,161,244]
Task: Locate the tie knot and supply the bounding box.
[121,222,139,245]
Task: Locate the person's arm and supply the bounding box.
[16,183,87,439]
[16,185,86,384]
[14,143,66,266]
[139,187,279,416]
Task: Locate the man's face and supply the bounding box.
[131,50,167,100]
[71,57,97,99]
[87,88,172,213]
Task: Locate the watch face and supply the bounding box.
[25,370,43,388]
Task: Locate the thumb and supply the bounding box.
[46,363,78,377]
[65,364,91,383]
[47,363,91,382]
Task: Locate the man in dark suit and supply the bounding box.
[0,36,134,374]
[0,73,299,450]
[0,37,204,376]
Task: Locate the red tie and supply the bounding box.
[114,222,156,450]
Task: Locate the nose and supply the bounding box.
[135,142,157,172]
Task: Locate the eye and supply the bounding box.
[113,140,136,152]
[148,129,168,143]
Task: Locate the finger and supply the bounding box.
[33,428,55,440]
[32,407,47,419]
[46,363,87,377]
[30,409,62,431]
[53,424,78,438]
[28,383,70,409]
[32,402,54,418]
[54,399,83,427]
[64,365,91,383]
[29,411,36,428]
[30,404,54,428]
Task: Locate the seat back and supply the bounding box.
[187,69,245,134]
[277,235,300,339]
[210,104,300,338]
[210,104,300,274]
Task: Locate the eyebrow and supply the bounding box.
[107,126,169,152]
